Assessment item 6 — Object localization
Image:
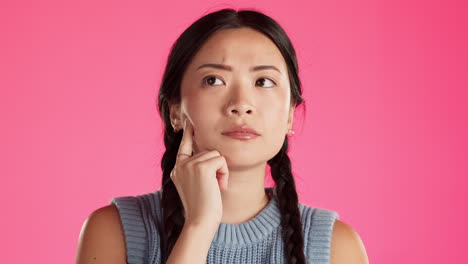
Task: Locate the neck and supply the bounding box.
[219,162,271,225]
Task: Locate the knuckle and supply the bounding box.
[171,173,177,183]
[219,156,226,162]
[195,162,207,172]
[185,159,195,168]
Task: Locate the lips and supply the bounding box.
[222,125,260,135]
[221,125,260,140]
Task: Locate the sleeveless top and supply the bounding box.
[109,187,340,264]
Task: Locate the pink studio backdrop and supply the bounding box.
[1,0,466,263]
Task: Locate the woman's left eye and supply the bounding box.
[256,78,276,88]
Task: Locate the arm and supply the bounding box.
[330,220,369,264]
[76,205,127,264]
[166,222,219,264]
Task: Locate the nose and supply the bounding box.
[228,105,253,115]
[225,88,255,116]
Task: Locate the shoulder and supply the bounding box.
[330,219,369,264]
[298,203,368,263]
[76,204,126,264]
[108,190,165,263]
[298,203,340,229]
[298,203,339,263]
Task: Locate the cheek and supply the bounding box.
[262,100,289,128]
[183,95,217,121]
[183,99,219,143]
[262,109,289,150]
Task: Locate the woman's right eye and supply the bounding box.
[202,76,224,86]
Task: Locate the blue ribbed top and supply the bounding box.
[109,187,339,264]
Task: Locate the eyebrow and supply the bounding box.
[196,63,281,73]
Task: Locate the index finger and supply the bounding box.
[176,119,193,161]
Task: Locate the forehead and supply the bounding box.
[187,27,287,72]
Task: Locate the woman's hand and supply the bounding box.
[170,118,229,227]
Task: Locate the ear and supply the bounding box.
[287,105,295,130]
[169,103,182,131]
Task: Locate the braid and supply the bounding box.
[160,126,185,262]
[268,137,306,264]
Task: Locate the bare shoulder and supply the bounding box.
[330,219,369,264]
[76,204,127,264]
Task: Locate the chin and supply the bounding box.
[196,139,272,167]
[220,150,269,170]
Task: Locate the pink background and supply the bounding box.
[1,0,467,263]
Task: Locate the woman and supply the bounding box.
[76,8,368,264]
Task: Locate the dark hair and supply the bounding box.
[157,8,306,264]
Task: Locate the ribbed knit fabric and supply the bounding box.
[109,187,340,264]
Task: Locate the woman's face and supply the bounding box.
[171,27,294,170]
